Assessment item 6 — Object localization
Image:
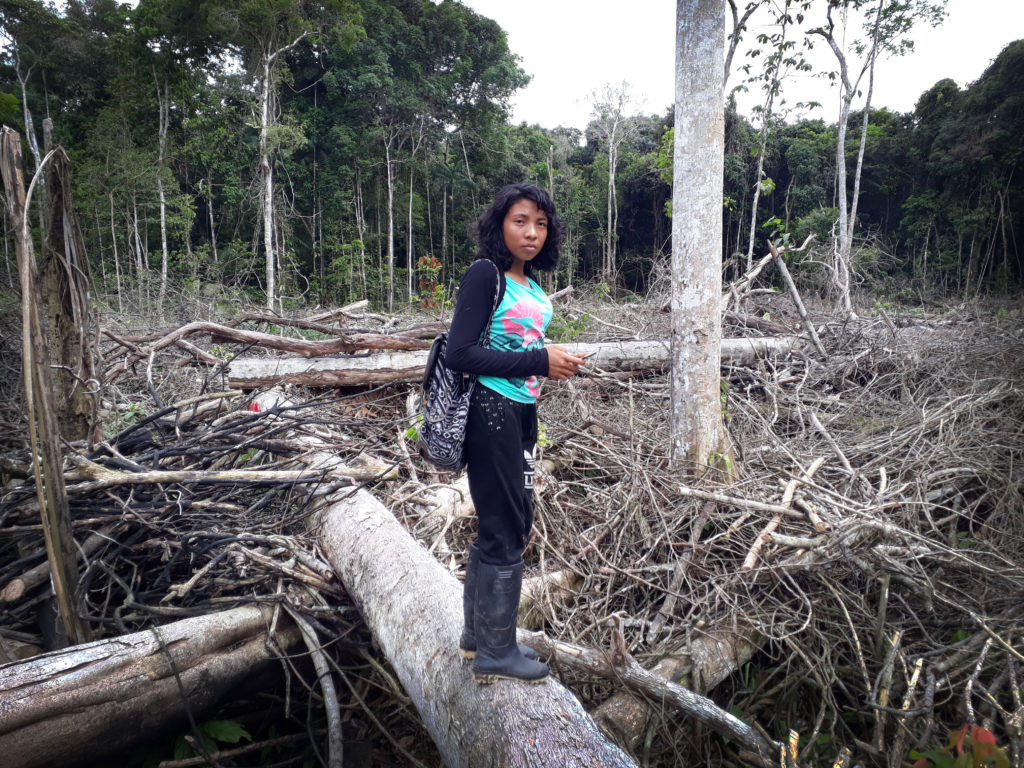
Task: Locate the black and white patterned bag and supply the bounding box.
[417,262,503,472]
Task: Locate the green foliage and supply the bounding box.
[406,414,422,442]
[790,208,839,249]
[105,402,147,437]
[0,91,19,126]
[537,421,551,448]
[139,719,252,768]
[0,0,1019,307]
[546,311,589,343]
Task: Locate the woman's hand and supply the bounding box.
[545,344,586,381]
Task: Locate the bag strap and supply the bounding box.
[479,260,504,349]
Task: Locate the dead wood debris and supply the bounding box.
[393,292,1024,767]
[1,289,1023,767]
[0,366,436,763]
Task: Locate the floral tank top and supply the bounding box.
[478,276,553,403]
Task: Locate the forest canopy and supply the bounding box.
[0,0,1020,308]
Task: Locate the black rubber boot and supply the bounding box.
[459,545,537,660]
[472,560,548,685]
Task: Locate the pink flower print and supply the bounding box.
[501,300,544,347]
[526,375,541,397]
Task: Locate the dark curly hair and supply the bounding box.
[475,183,561,276]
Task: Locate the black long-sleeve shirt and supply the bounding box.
[445,259,549,378]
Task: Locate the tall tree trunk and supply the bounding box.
[108,193,123,314]
[204,179,219,268]
[0,127,87,645]
[260,58,276,311]
[384,135,396,313]
[13,52,41,173]
[815,2,884,321]
[130,193,144,275]
[41,120,99,445]
[355,174,367,298]
[669,0,730,475]
[607,137,617,279]
[155,78,170,315]
[252,32,308,311]
[844,6,881,312]
[407,165,415,302]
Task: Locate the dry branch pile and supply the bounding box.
[0,365,436,764]
[1,286,1022,767]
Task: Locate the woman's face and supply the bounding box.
[502,197,548,265]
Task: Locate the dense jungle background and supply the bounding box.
[0,1,1022,768]
[0,0,1021,308]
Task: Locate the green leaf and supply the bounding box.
[202,719,251,745]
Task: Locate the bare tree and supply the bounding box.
[256,31,310,311]
[810,0,946,318]
[724,0,759,87]
[669,0,732,475]
[590,82,637,283]
[154,76,170,314]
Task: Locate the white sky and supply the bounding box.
[462,0,1024,130]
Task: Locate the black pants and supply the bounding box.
[465,385,538,566]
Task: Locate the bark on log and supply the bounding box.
[228,338,802,389]
[522,629,778,766]
[591,624,760,753]
[0,605,300,768]
[102,321,432,384]
[318,487,637,767]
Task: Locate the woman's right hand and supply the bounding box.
[546,344,586,381]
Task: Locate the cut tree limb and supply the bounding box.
[1,524,116,603]
[522,629,780,766]
[768,241,827,357]
[0,605,300,768]
[591,619,761,754]
[228,338,803,389]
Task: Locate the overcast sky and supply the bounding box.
[462,0,1023,130]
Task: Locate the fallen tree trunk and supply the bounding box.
[229,337,802,389]
[246,392,636,767]
[102,321,432,384]
[318,486,637,767]
[0,605,300,768]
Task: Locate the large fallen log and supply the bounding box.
[0,605,300,768]
[102,321,432,384]
[318,486,637,767]
[228,337,802,389]
[249,392,637,767]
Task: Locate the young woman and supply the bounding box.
[446,183,584,684]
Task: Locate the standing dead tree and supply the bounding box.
[41,119,100,445]
[0,126,87,645]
